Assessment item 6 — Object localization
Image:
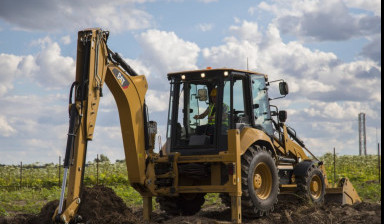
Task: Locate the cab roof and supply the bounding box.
[167,68,267,79]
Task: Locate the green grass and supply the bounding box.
[0,187,60,216]
[320,153,381,202]
[0,154,381,216]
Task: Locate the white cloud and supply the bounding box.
[0,37,75,91]
[204,21,381,104]
[0,1,380,165]
[0,92,69,164]
[229,21,262,42]
[259,0,381,42]
[146,90,169,112]
[124,57,151,77]
[0,53,21,96]
[248,7,257,15]
[0,0,153,33]
[198,0,218,3]
[137,29,200,79]
[202,19,381,156]
[0,116,17,137]
[360,34,381,64]
[60,35,71,45]
[343,0,381,16]
[30,37,75,88]
[197,23,213,32]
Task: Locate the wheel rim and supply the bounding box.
[253,162,272,200]
[310,175,322,199]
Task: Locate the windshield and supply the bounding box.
[251,75,274,136]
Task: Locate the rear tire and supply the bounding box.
[296,165,325,205]
[241,145,279,217]
[156,193,205,216]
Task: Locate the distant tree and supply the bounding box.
[94,154,110,163]
[115,159,126,163]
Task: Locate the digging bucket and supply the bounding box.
[325,177,361,205]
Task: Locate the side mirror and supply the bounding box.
[197,89,208,101]
[278,110,287,123]
[279,82,289,95]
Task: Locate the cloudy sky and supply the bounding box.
[0,0,381,164]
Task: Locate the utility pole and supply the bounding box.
[358,113,367,155]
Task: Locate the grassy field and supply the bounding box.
[0,154,381,216]
[320,153,381,202]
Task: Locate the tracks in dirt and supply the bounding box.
[0,187,381,224]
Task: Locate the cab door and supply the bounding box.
[250,75,274,136]
[219,73,251,150]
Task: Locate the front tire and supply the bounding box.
[241,145,279,217]
[296,165,325,205]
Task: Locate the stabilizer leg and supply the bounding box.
[231,196,242,223]
[143,196,152,223]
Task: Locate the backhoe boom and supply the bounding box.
[53,28,152,223]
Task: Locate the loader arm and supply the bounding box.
[53,28,152,223]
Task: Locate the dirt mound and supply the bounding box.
[158,195,381,224]
[183,195,381,224]
[0,186,141,224]
[0,188,381,224]
[76,185,140,224]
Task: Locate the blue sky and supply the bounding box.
[0,0,381,164]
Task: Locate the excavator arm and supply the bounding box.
[53,28,153,223]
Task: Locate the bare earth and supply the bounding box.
[0,186,381,224]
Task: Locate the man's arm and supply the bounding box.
[194,106,210,119]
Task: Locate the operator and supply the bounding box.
[193,88,228,136]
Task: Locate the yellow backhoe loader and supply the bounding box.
[53,28,360,224]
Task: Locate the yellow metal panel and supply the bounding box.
[228,129,242,224]
[105,65,147,185]
[240,127,275,154]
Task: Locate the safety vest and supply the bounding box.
[208,104,229,125]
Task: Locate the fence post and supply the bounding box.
[59,156,61,186]
[333,147,336,186]
[97,154,99,185]
[20,161,23,187]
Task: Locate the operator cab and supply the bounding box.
[166,68,274,155]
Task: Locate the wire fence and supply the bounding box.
[0,155,129,190]
[0,150,381,190]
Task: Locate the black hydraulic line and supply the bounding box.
[286,126,305,148]
[79,40,91,102]
[107,47,139,77]
[286,126,319,161]
[143,102,150,151]
[63,105,79,168]
[69,82,79,104]
[277,156,296,164]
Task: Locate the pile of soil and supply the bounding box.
[0,186,141,224]
[0,187,381,224]
[188,195,381,224]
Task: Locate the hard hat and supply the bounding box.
[210,88,217,97]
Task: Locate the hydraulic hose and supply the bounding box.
[107,47,139,77]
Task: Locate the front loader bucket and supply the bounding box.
[325,177,361,205]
